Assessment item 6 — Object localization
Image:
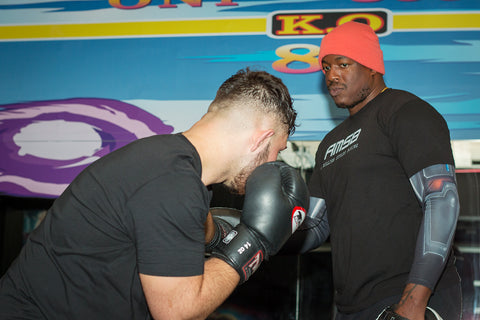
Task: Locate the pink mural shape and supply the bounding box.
[0,98,174,198]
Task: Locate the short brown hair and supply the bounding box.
[210,68,297,136]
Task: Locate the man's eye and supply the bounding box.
[323,66,330,71]
[340,63,349,68]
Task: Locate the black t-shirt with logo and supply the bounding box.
[0,134,210,319]
[308,89,459,313]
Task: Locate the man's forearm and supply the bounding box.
[393,283,432,320]
[142,258,239,320]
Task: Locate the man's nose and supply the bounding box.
[326,67,339,83]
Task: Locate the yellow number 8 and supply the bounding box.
[272,44,321,74]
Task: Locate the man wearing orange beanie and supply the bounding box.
[285,21,462,319]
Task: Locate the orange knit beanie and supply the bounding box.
[318,21,385,75]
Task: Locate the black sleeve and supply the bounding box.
[129,173,209,277]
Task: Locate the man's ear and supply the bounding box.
[250,129,275,152]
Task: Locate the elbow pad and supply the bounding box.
[410,164,460,260]
[408,164,460,289]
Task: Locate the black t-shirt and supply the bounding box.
[308,89,458,313]
[1,134,210,319]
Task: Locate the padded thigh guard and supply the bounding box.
[408,164,460,289]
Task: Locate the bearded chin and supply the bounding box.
[226,143,271,195]
[336,85,371,109]
[229,171,249,195]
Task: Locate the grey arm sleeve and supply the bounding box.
[280,196,330,254]
[408,164,460,290]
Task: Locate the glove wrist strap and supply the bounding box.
[211,224,266,283]
[205,218,233,253]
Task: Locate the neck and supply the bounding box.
[348,78,386,116]
[182,112,247,187]
[182,130,225,187]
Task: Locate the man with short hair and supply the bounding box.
[0,68,309,320]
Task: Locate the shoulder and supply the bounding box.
[132,134,196,153]
[321,117,351,141]
[376,89,444,129]
[378,89,429,113]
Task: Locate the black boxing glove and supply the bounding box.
[211,161,310,283]
[205,207,241,253]
[376,306,444,320]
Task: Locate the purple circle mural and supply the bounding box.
[0,98,174,198]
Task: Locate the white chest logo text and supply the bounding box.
[324,129,361,160]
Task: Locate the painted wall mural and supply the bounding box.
[0,98,173,197]
[1,0,479,197]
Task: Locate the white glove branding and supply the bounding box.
[291,206,307,233]
[237,241,251,255]
[222,230,238,244]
